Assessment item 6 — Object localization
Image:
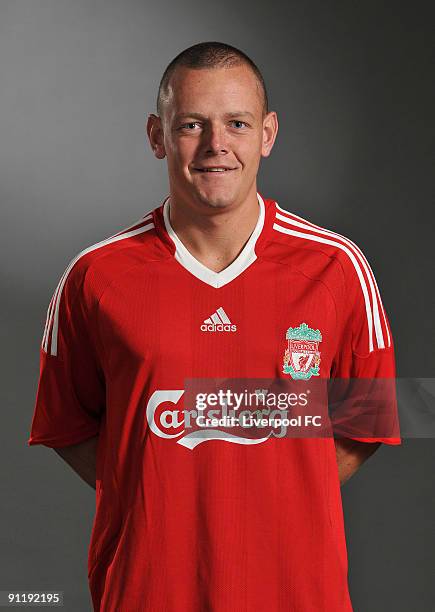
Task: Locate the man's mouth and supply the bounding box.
[193,166,237,173]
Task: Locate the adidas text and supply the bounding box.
[200,323,237,332]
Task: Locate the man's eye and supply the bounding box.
[180,122,201,130]
[230,120,248,128]
[178,120,248,131]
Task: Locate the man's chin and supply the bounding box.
[193,188,238,210]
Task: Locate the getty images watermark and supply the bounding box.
[142,377,402,449]
[189,386,322,434]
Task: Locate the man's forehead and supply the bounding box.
[159,65,265,120]
[171,64,255,84]
[168,66,261,98]
[173,110,257,121]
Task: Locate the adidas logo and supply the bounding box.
[201,307,237,332]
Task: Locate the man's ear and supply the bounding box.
[146,114,166,159]
[261,111,279,158]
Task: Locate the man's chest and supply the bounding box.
[97,260,339,383]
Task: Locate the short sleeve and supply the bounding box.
[28,260,105,448]
[330,246,402,445]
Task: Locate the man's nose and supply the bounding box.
[203,123,229,154]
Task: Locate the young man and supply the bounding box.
[28,42,401,611]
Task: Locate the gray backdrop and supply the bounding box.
[1,1,433,610]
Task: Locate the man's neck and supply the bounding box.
[167,192,260,273]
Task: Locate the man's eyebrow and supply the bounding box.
[225,111,255,119]
[174,111,255,121]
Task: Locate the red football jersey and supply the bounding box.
[28,193,401,611]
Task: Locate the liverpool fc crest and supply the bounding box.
[283,322,322,380]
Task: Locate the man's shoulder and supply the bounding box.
[265,199,372,284]
[56,210,159,303]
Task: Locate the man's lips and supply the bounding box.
[192,166,238,173]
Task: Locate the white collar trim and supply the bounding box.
[163,193,265,288]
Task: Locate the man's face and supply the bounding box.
[147,65,278,210]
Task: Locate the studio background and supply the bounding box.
[1,1,433,610]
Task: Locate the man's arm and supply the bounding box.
[53,435,99,490]
[335,438,381,485]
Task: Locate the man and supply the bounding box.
[28,42,401,611]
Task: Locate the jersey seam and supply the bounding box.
[28,423,100,447]
[66,267,106,388]
[93,259,165,362]
[257,254,340,361]
[261,238,359,352]
[264,236,349,281]
[352,346,393,360]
